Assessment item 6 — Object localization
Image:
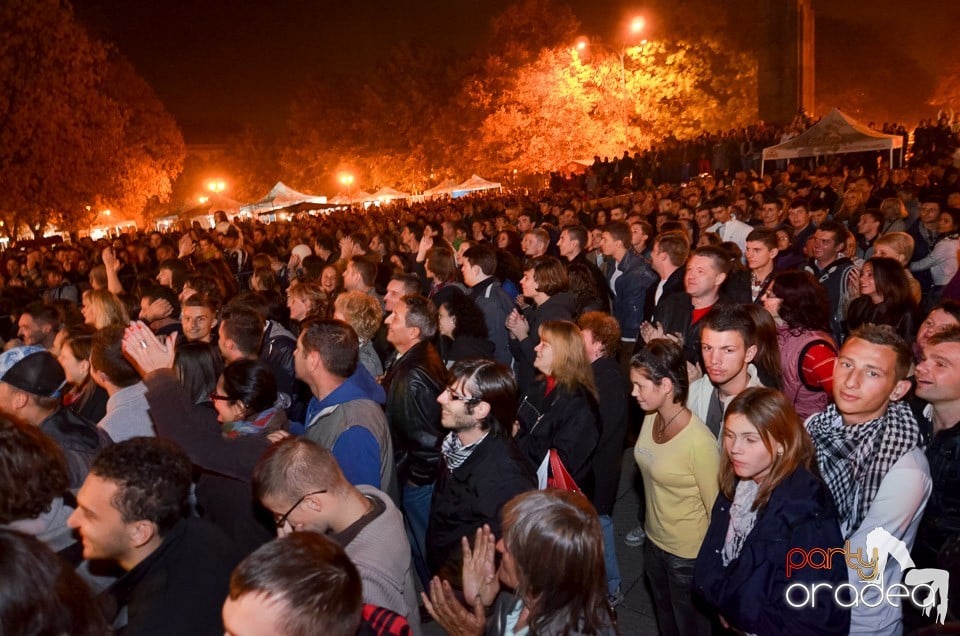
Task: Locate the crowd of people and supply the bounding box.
[1,139,959,636]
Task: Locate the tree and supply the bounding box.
[473,37,757,175]
[0,0,126,235]
[102,54,185,223]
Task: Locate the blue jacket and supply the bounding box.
[606,250,657,339]
[292,365,385,435]
[694,467,850,636]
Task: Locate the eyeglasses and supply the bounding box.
[208,392,232,402]
[274,490,327,528]
[443,386,481,405]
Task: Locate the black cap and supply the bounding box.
[0,346,67,398]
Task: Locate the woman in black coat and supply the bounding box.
[694,388,850,635]
[515,321,599,494]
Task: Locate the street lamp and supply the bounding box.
[339,173,355,201]
[207,179,226,193]
[574,15,646,147]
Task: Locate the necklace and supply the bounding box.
[655,407,686,442]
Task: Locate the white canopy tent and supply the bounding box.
[451,174,502,197]
[423,179,459,198]
[240,181,327,214]
[370,186,410,202]
[761,108,903,175]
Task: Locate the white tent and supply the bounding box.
[761,108,903,174]
[451,174,502,197]
[423,179,459,198]
[240,181,327,214]
[370,186,410,202]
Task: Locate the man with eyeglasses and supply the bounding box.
[425,359,536,580]
[252,437,422,635]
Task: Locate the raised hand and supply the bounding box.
[421,577,485,636]
[122,322,176,376]
[461,525,499,609]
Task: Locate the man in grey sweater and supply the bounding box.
[253,437,421,636]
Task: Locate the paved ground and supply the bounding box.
[423,447,659,634]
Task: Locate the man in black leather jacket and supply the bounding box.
[381,294,447,586]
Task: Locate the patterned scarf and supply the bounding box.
[222,407,281,439]
[722,479,760,566]
[441,431,488,471]
[806,401,922,538]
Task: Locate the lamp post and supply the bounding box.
[339,173,355,202]
[575,15,646,147]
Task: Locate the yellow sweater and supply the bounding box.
[633,412,721,559]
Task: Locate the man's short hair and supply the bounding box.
[562,226,588,251]
[655,232,690,267]
[183,291,220,313]
[847,324,912,382]
[389,273,421,296]
[701,304,757,348]
[447,359,517,436]
[91,325,141,388]
[347,257,376,288]
[462,244,497,276]
[577,311,621,358]
[745,227,779,251]
[91,437,191,535]
[860,209,883,225]
[528,228,550,250]
[788,198,810,212]
[817,219,848,246]
[602,221,631,248]
[252,437,344,505]
[220,304,266,357]
[928,325,960,347]
[21,302,60,329]
[425,247,457,283]
[690,245,733,276]
[228,532,363,636]
[298,319,359,379]
[399,294,438,340]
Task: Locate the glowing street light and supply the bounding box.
[207,179,226,193]
[198,196,209,204]
[630,16,646,34]
[339,173,355,187]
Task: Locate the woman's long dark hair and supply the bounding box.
[502,491,611,635]
[175,341,222,405]
[771,270,831,333]
[220,359,277,419]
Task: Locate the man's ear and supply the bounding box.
[744,344,757,365]
[472,401,491,421]
[715,271,727,288]
[128,520,159,549]
[889,379,912,402]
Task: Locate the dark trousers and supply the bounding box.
[644,542,711,636]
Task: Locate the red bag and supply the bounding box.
[547,449,581,494]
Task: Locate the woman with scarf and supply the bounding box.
[694,387,850,635]
[122,323,288,553]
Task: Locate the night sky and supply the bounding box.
[73,0,956,142]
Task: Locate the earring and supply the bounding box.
[777,448,784,457]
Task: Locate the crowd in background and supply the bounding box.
[1,113,960,636]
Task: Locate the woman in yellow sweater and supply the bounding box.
[630,338,720,636]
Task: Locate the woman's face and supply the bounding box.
[629,368,670,412]
[761,288,782,319]
[917,308,960,349]
[872,243,906,266]
[520,269,538,299]
[533,333,555,375]
[81,294,95,326]
[496,536,520,590]
[859,263,878,300]
[775,230,791,253]
[320,267,339,294]
[438,304,455,339]
[212,378,242,424]
[58,343,89,385]
[938,212,955,235]
[723,412,779,484]
[497,232,509,249]
[288,294,310,322]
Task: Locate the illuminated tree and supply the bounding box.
[0,0,126,235]
[474,38,757,175]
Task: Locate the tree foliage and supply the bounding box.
[0,0,184,235]
[473,38,757,175]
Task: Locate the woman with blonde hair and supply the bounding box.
[694,387,849,635]
[333,291,384,378]
[287,280,331,327]
[81,289,129,329]
[515,320,599,495]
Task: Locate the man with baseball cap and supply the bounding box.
[0,345,104,488]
